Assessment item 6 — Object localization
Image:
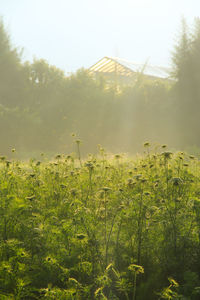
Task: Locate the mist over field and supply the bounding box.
[1,17,200,158]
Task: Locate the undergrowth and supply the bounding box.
[0,145,200,299]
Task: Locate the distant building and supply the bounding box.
[89,56,170,86]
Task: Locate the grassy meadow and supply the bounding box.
[1,144,200,299]
[1,16,200,299]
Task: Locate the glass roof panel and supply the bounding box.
[89,57,170,79]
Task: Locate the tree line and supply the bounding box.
[0,17,200,157]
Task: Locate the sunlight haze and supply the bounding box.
[1,0,200,72]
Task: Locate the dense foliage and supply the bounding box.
[0,145,200,299]
[171,17,200,148]
[2,17,200,157]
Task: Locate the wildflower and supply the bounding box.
[189,155,195,160]
[101,187,111,192]
[144,191,151,196]
[171,177,183,186]
[144,142,150,147]
[141,178,147,183]
[127,178,136,188]
[162,151,173,159]
[76,233,87,240]
[70,188,77,196]
[128,264,144,274]
[75,139,81,144]
[67,155,72,160]
[142,164,147,168]
[85,162,94,170]
[133,174,142,180]
[6,160,11,167]
[60,184,67,189]
[127,178,133,184]
[168,277,179,287]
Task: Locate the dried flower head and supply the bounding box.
[101,187,111,192]
[171,177,183,186]
[144,142,150,147]
[162,144,167,149]
[162,151,173,159]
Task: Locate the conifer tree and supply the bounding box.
[172,18,200,147]
[0,18,24,107]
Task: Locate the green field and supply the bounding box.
[0,145,200,299]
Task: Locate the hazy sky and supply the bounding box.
[1,0,200,73]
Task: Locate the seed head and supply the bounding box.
[70,188,77,196]
[144,191,151,196]
[76,233,87,240]
[75,139,81,145]
[6,160,11,167]
[133,174,142,180]
[189,155,195,160]
[162,151,173,159]
[171,177,183,186]
[144,142,150,147]
[141,178,147,183]
[101,187,111,192]
[85,162,94,170]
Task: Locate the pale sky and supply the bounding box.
[1,0,200,73]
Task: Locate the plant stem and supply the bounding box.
[133,272,137,300]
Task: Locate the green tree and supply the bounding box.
[172,17,200,148]
[0,18,25,108]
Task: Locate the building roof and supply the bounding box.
[89,56,170,79]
